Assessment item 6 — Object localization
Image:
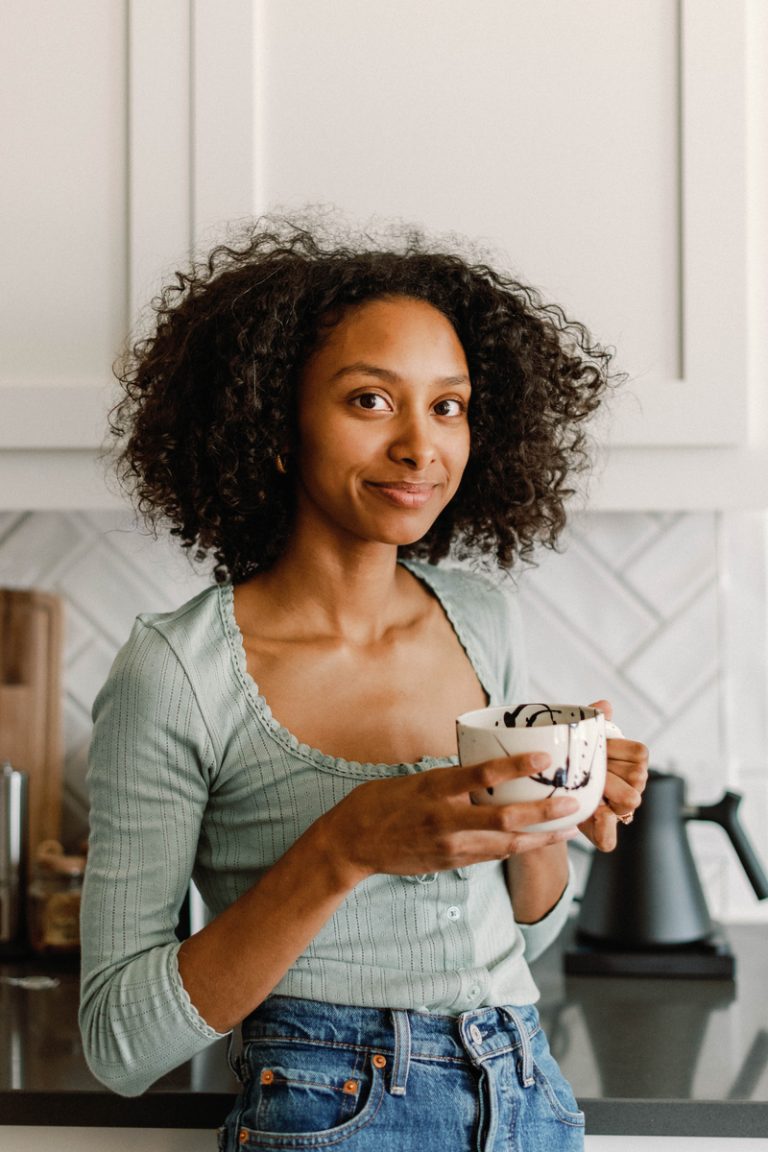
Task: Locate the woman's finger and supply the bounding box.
[579,802,620,852]
[602,769,644,813]
[606,737,649,767]
[464,792,581,832]
[433,753,553,799]
[588,697,613,721]
[439,813,582,865]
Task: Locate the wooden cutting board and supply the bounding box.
[0,589,63,853]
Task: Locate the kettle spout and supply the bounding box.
[687,792,768,900]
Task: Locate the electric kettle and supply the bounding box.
[575,769,768,952]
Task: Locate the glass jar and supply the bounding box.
[27,840,85,955]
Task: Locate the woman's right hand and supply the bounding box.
[321,754,580,884]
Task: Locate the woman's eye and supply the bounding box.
[433,398,464,417]
[352,393,390,411]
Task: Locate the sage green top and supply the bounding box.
[79,560,575,1096]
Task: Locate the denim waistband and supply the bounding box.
[240,995,540,1082]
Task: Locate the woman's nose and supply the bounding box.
[388,414,436,469]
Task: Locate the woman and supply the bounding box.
[80,218,648,1150]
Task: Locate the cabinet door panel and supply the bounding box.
[256,0,747,449]
[0,0,127,389]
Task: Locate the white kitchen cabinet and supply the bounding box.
[0,0,254,509]
[1,1,765,510]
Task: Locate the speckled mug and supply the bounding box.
[456,703,622,831]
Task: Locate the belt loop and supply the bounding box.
[389,1009,411,1096]
[503,1007,535,1088]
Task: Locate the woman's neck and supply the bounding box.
[242,534,423,648]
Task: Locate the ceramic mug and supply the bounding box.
[456,703,622,832]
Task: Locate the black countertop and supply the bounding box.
[532,920,768,1138]
[2,920,768,1136]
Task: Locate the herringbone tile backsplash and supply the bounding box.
[1,508,766,922]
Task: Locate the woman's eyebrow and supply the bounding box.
[331,362,397,383]
[331,361,470,388]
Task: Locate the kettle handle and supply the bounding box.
[687,791,768,900]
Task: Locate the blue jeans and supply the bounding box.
[218,996,584,1151]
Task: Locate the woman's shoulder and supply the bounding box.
[91,583,236,753]
[135,581,223,639]
[103,583,226,691]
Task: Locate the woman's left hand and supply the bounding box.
[577,698,649,852]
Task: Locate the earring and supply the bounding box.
[275,453,288,476]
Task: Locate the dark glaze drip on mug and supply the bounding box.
[491,704,596,796]
[502,703,588,729]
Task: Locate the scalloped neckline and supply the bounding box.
[218,561,492,779]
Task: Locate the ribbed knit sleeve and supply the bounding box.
[516,861,576,963]
[79,619,228,1097]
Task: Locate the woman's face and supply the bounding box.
[294,295,471,550]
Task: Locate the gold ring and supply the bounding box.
[616,811,634,825]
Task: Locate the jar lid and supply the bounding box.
[45,854,86,876]
[36,840,85,876]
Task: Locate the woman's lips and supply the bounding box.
[365,481,438,508]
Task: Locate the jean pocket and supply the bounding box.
[530,1036,585,1128]
[237,1042,386,1146]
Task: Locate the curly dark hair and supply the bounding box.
[109,216,619,583]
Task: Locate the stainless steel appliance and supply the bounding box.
[0,761,28,949]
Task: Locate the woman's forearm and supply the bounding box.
[177,813,362,1034]
[504,841,570,924]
